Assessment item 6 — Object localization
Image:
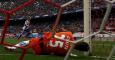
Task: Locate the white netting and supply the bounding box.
[65,0,115,60]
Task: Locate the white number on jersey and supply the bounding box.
[47,40,64,48]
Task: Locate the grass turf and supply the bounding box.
[0,37,115,60]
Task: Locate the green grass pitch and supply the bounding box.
[0,37,115,60]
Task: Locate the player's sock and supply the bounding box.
[70,53,77,57]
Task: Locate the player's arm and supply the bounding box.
[54,34,65,40]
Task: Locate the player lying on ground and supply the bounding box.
[5,31,89,56]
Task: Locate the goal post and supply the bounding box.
[64,0,114,60]
[83,0,92,55]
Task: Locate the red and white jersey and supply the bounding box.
[54,32,74,41]
[44,38,73,56]
[27,32,74,55]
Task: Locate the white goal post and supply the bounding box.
[64,0,113,60]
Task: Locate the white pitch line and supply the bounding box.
[91,56,115,59]
[0,54,14,55]
[0,53,35,56]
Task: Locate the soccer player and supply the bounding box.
[5,31,89,56]
[54,28,74,41]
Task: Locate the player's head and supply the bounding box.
[74,42,89,51]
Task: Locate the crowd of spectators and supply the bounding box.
[6,18,83,34]
[0,0,115,34]
[4,7,114,34]
[91,9,115,33]
[0,0,111,19]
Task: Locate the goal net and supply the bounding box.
[0,0,77,60]
[65,0,115,60]
[0,0,36,60]
[0,0,115,60]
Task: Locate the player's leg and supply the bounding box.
[5,40,29,50]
